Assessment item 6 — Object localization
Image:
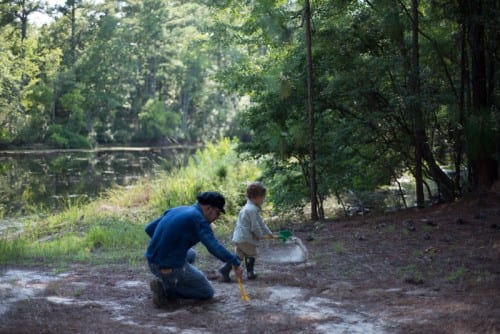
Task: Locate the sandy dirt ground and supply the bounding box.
[1,190,499,334]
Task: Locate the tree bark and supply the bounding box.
[71,1,76,65]
[467,0,496,188]
[410,0,425,207]
[305,0,319,220]
[421,141,456,200]
[455,16,468,193]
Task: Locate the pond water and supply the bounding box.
[0,147,196,219]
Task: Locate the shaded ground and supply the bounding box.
[1,190,499,334]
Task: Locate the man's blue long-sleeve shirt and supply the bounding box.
[145,204,240,268]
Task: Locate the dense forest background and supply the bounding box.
[0,0,498,217]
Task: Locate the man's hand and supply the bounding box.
[233,265,244,279]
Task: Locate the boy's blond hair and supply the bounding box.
[246,181,266,199]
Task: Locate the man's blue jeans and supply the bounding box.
[148,248,214,300]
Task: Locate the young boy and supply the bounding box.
[219,182,274,282]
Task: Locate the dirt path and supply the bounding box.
[1,193,499,333]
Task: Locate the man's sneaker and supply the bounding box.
[150,278,167,308]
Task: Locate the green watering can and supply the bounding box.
[279,230,293,242]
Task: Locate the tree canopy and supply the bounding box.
[1,0,498,215]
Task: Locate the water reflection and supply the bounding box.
[0,147,195,218]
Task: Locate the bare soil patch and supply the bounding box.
[1,191,499,333]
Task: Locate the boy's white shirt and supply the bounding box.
[232,200,272,245]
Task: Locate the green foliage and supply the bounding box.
[465,108,499,160]
[47,124,91,148]
[0,138,261,265]
[218,0,499,211]
[399,264,423,280]
[149,138,261,218]
[332,241,344,255]
[0,28,25,145]
[84,222,147,253]
[0,0,498,210]
[260,158,309,214]
[446,266,467,283]
[137,99,180,142]
[0,0,251,147]
[215,1,411,213]
[60,88,86,133]
[0,234,87,265]
[385,224,396,234]
[0,239,28,263]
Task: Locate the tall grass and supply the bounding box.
[147,138,259,216]
[0,138,261,266]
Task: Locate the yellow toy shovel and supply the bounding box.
[237,276,250,301]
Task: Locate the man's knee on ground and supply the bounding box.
[200,286,215,300]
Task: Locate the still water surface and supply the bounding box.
[0,147,196,219]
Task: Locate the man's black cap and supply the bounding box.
[196,191,226,213]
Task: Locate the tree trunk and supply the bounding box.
[181,86,189,137]
[305,0,319,220]
[410,0,425,207]
[145,45,157,100]
[71,1,76,64]
[455,17,468,193]
[421,141,456,200]
[467,0,496,188]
